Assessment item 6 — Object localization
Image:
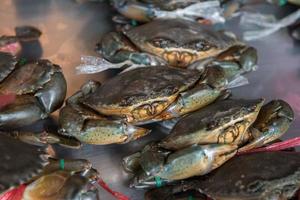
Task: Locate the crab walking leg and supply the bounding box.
[10,131,82,149]
[99,32,167,67]
[238,100,294,153]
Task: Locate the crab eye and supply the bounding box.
[194,40,212,51]
[151,38,172,48]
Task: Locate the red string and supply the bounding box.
[0,94,16,109]
[0,43,20,55]
[0,184,26,200]
[97,178,130,200]
[238,137,300,155]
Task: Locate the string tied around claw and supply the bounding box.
[97,178,130,200]
[238,137,300,155]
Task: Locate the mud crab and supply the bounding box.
[0,26,41,55]
[145,151,300,200]
[0,134,101,199]
[60,64,248,145]
[122,99,294,187]
[0,52,67,128]
[78,19,257,75]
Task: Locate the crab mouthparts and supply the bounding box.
[162,51,196,67]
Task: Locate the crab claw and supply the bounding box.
[0,59,67,128]
[157,144,237,180]
[59,80,150,145]
[59,104,150,145]
[130,144,237,188]
[238,100,294,153]
[214,45,258,76]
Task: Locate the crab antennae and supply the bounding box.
[97,178,130,200]
[238,137,300,155]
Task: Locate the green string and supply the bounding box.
[154,176,162,188]
[131,20,138,27]
[19,58,27,65]
[188,196,194,200]
[59,159,65,170]
[278,0,287,6]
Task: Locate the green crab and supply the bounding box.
[78,19,257,75]
[60,64,246,145]
[0,134,100,199]
[123,99,294,187]
[145,151,300,200]
[0,52,67,128]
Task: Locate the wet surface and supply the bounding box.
[0,1,300,199]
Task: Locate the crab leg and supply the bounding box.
[10,131,82,149]
[238,100,294,152]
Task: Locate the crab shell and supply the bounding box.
[145,151,300,200]
[122,19,241,67]
[83,66,201,123]
[0,134,50,194]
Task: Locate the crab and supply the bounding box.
[0,26,41,55]
[110,0,227,27]
[122,99,294,187]
[0,52,67,128]
[144,151,300,200]
[59,64,246,145]
[91,19,257,73]
[0,134,101,199]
